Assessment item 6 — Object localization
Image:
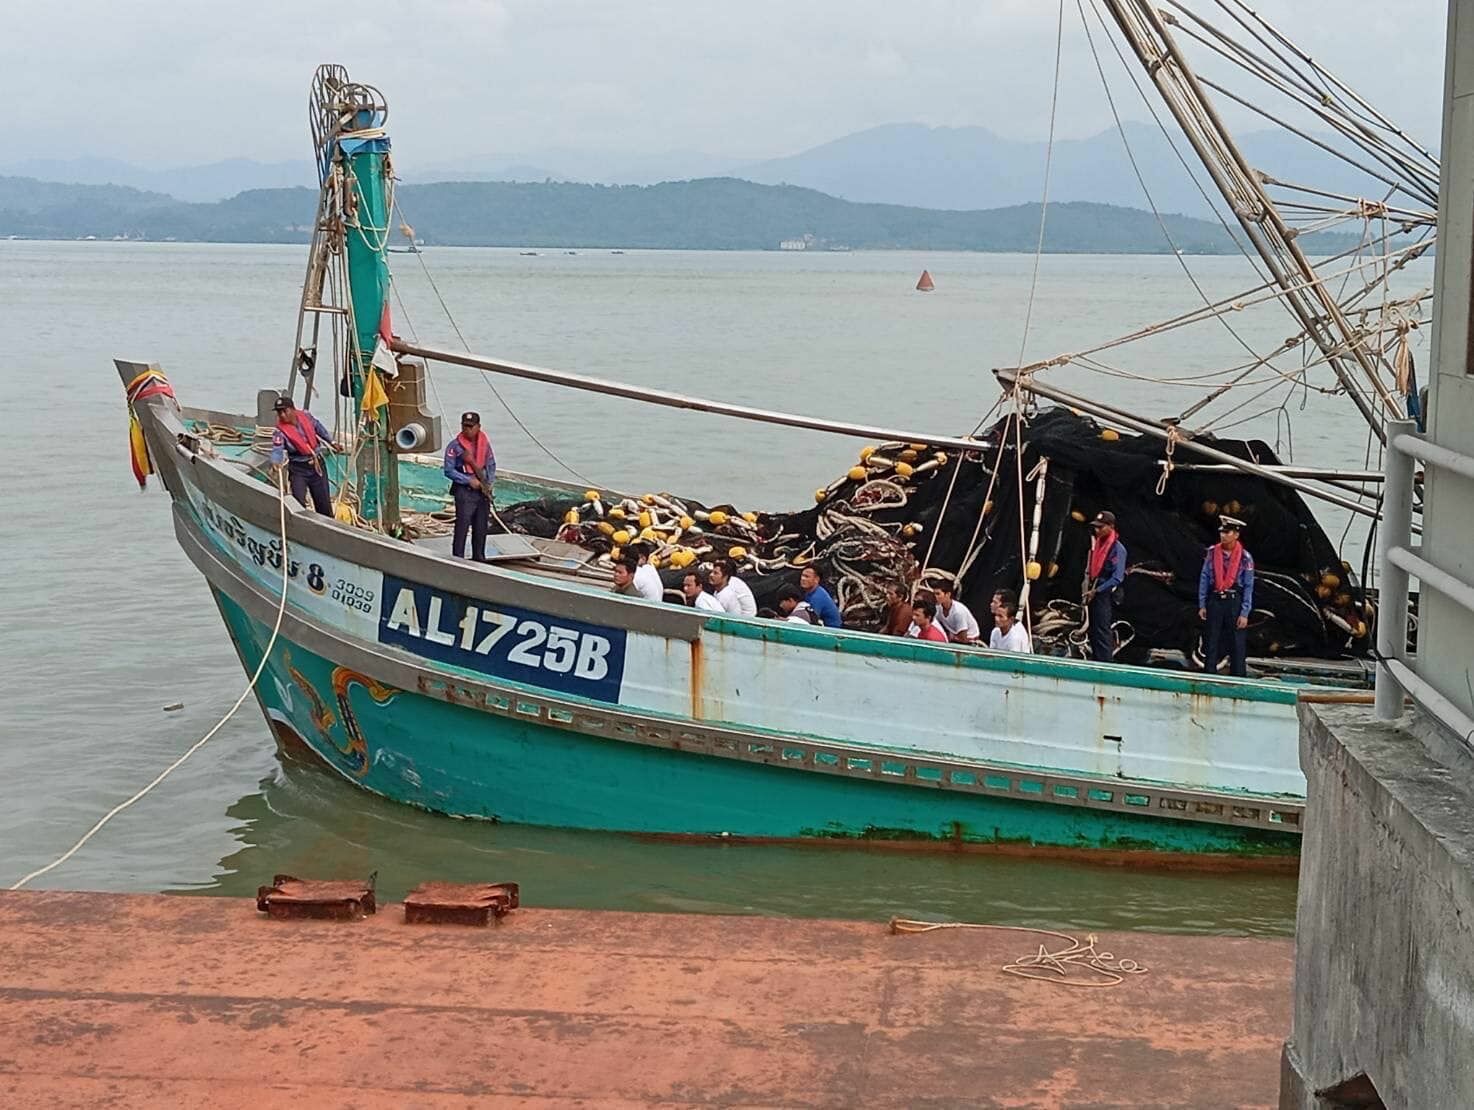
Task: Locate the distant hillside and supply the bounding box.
[0,156,313,203]
[0,174,1354,254]
[737,122,1411,216]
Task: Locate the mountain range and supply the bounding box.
[0,122,1392,217]
[0,174,1354,254]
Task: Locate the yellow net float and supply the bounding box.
[609,546,622,560]
[899,448,918,463]
[728,545,747,560]
[708,510,729,526]
[814,489,828,503]
[612,529,632,545]
[679,515,695,530]
[563,509,580,526]
[894,462,914,478]
[859,445,877,462]
[847,466,867,481]
[334,503,355,524]
[1025,561,1042,581]
[742,511,757,523]
[638,510,652,528]
[596,521,615,536]
[1070,509,1086,522]
[1048,561,1059,578]
[909,442,928,452]
[608,507,626,521]
[584,489,601,501]
[1100,428,1120,442]
[1321,572,1341,589]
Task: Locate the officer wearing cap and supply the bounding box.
[268,394,337,516]
[1084,510,1127,663]
[443,410,496,561]
[1198,515,1255,677]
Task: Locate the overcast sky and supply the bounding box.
[0,1,1450,167]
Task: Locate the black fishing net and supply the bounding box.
[493,406,1371,663]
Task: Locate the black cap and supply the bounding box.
[273,394,294,411]
[1091,510,1116,527]
[461,411,481,424]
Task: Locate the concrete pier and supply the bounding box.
[0,891,1291,1108]
[1281,704,1474,1108]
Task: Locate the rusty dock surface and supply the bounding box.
[0,891,1290,1108]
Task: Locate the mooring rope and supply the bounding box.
[889,918,1149,988]
[7,468,294,891]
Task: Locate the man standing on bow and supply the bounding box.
[268,395,338,516]
[444,411,496,562]
[1083,510,1127,664]
[1198,515,1255,678]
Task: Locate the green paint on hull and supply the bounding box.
[213,589,1298,859]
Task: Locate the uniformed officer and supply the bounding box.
[1084,510,1127,663]
[268,395,337,516]
[443,410,496,561]
[1198,515,1256,677]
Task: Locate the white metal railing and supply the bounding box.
[1375,419,1474,741]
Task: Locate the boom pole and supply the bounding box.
[1098,0,1405,444]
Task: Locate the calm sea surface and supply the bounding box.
[2,241,1430,934]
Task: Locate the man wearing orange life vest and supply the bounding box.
[443,410,496,561]
[1197,515,1255,678]
[268,395,338,516]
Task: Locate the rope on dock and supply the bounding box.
[889,918,1149,988]
[7,470,295,891]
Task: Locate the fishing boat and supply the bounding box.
[119,4,1435,866]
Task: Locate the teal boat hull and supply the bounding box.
[215,589,1299,861]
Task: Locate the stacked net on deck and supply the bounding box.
[494,406,1372,664]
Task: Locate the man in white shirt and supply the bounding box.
[708,557,757,617]
[631,544,664,601]
[934,580,981,644]
[989,596,1032,654]
[682,570,724,612]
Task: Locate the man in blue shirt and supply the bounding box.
[1084,511,1127,663]
[1198,515,1256,677]
[268,395,337,516]
[799,565,843,628]
[443,411,496,561]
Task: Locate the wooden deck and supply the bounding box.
[0,891,1291,1108]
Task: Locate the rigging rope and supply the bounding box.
[1015,0,1066,368]
[7,468,294,891]
[392,197,599,488]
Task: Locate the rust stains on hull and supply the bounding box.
[0,890,1292,1108]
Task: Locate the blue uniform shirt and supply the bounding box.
[269,413,333,466]
[804,584,843,628]
[1198,544,1255,618]
[1091,540,1127,593]
[444,435,497,487]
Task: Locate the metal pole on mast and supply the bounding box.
[1098,0,1406,443]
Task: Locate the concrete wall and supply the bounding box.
[1282,703,1474,1108]
[1419,0,1474,723]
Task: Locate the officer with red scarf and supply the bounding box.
[268,395,336,516]
[443,410,496,561]
[1084,510,1127,663]
[1197,515,1255,677]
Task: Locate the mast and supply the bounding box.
[305,66,400,529]
[1098,0,1404,444]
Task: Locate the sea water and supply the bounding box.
[4,241,1426,933]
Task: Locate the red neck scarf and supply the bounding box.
[1212,541,1245,592]
[457,429,490,472]
[1087,528,1117,580]
[276,410,319,456]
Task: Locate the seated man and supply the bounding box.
[681,570,724,612]
[912,596,949,643]
[989,597,1032,653]
[934,579,981,644]
[776,585,819,625]
[631,543,664,601]
[798,565,842,628]
[610,554,641,596]
[882,583,914,636]
[708,557,757,617]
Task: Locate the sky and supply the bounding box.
[0,0,1450,168]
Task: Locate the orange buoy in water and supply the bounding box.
[916,269,935,292]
